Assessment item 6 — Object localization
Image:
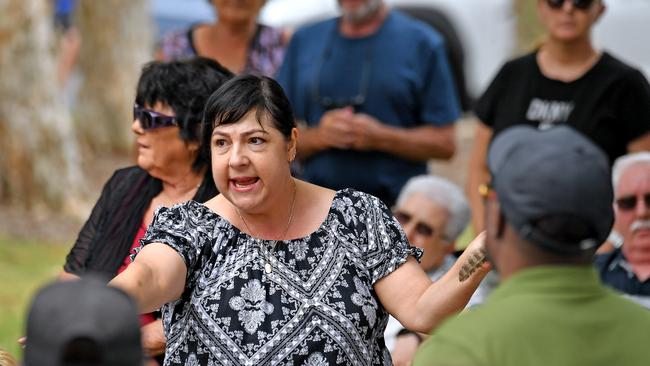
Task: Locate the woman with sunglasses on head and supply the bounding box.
[157,0,288,77]
[467,0,650,234]
[60,57,233,365]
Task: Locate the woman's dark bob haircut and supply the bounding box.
[135,57,233,171]
[202,74,296,153]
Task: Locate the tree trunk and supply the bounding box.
[514,0,546,53]
[0,0,83,209]
[75,0,152,153]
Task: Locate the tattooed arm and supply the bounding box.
[375,233,491,333]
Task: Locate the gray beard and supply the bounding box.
[340,0,383,24]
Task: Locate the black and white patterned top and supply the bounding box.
[141,189,422,366]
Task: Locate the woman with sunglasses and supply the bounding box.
[157,0,288,77]
[61,57,233,365]
[467,0,650,234]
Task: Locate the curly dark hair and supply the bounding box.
[135,57,233,170]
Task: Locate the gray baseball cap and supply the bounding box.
[24,277,143,366]
[487,125,614,253]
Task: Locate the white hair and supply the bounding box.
[612,152,650,191]
[396,175,470,241]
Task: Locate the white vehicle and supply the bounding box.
[152,0,650,110]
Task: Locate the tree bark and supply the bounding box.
[75,0,152,153]
[0,0,83,209]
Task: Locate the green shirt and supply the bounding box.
[414,266,650,366]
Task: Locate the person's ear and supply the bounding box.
[288,127,298,162]
[188,140,200,153]
[595,2,606,21]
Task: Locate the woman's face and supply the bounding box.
[131,102,199,178]
[212,0,265,24]
[210,110,297,214]
[538,0,605,43]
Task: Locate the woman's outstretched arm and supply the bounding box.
[109,243,187,313]
[375,233,490,333]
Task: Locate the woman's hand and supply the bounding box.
[141,319,166,356]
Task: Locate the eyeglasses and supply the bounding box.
[545,0,596,10]
[615,193,650,211]
[393,210,435,237]
[133,104,178,130]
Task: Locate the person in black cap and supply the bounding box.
[23,277,143,366]
[413,125,650,366]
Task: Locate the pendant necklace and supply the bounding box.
[237,180,297,273]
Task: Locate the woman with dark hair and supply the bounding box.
[110,74,490,365]
[61,57,233,364]
[467,0,650,234]
[157,0,288,77]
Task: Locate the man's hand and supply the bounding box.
[391,333,422,366]
[141,319,166,357]
[317,107,357,149]
[349,113,386,151]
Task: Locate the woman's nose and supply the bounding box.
[228,144,249,167]
[131,118,144,134]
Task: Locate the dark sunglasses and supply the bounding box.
[133,104,178,130]
[616,193,650,211]
[546,0,596,10]
[393,211,435,237]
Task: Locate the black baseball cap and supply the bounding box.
[487,125,614,253]
[24,277,143,366]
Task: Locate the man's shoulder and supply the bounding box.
[387,10,444,46]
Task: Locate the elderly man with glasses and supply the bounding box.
[386,175,495,365]
[595,152,650,309]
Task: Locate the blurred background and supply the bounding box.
[0,0,648,359]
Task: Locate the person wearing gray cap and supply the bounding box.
[413,125,650,366]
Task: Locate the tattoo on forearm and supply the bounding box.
[458,247,487,282]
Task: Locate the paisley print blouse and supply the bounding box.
[141,189,422,365]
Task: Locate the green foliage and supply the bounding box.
[0,238,68,360]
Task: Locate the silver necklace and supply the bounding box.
[236,180,297,273]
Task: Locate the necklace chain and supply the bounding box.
[236,180,297,274]
[236,180,297,241]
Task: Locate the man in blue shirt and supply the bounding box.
[277,0,460,206]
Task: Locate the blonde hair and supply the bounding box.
[0,349,17,366]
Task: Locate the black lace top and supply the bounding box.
[141,189,422,365]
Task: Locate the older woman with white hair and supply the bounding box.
[388,174,495,365]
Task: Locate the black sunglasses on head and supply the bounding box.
[133,104,178,130]
[616,193,650,211]
[546,0,596,10]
